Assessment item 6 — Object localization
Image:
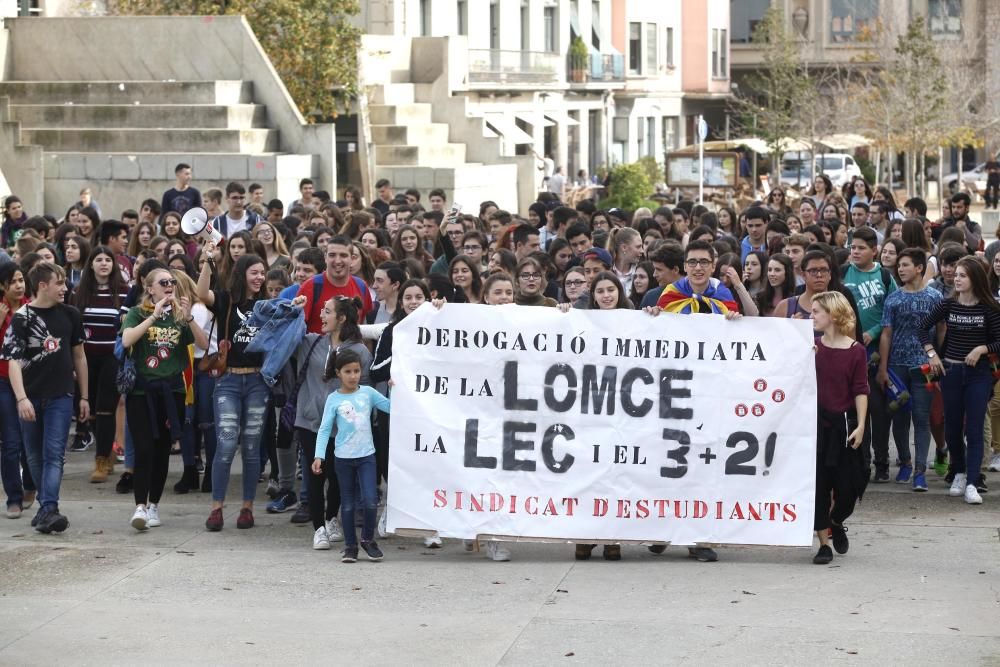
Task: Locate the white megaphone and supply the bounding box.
[180,207,223,245]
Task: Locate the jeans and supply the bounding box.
[212,372,269,503]
[941,360,993,482]
[0,377,26,508]
[193,368,218,471]
[124,414,136,470]
[334,454,377,547]
[180,403,196,467]
[20,394,73,512]
[889,365,934,471]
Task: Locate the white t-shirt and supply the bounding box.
[225,212,249,236]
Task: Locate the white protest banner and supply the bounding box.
[386,303,817,547]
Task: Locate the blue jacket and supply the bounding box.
[244,297,306,386]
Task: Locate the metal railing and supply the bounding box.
[468,49,562,85]
[567,53,625,83]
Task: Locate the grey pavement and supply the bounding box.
[1,452,998,665]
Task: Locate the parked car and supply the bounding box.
[779,152,863,189]
[940,162,987,196]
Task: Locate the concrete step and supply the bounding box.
[389,70,413,84]
[369,83,415,105]
[23,127,278,153]
[370,123,450,146]
[375,143,466,167]
[368,103,432,125]
[11,103,266,129]
[44,151,312,182]
[0,80,252,105]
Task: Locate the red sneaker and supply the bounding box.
[236,508,254,529]
[205,508,224,531]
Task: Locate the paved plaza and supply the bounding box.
[0,453,997,665]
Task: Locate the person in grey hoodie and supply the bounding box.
[286,296,371,550]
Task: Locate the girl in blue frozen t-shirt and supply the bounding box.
[312,349,390,563]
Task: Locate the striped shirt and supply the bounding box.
[918,300,1000,361]
[80,286,128,356]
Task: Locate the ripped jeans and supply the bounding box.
[211,372,270,503]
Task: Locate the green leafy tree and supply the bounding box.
[108,0,360,120]
[602,162,656,211]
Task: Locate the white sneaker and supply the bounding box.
[325,518,344,542]
[423,535,442,548]
[463,539,476,552]
[988,453,1000,472]
[146,503,161,527]
[130,505,148,531]
[485,540,511,562]
[950,473,967,496]
[313,526,331,550]
[377,508,387,537]
[964,484,983,505]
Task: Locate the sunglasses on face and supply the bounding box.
[157,278,178,287]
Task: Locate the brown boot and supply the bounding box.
[90,456,110,483]
[104,454,115,477]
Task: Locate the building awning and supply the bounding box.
[483,114,534,145]
[513,111,554,128]
[544,110,580,126]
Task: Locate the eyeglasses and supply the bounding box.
[519,272,542,280]
[461,245,482,252]
[447,230,464,237]
[685,258,713,268]
[157,278,178,287]
[564,279,586,288]
[804,268,831,277]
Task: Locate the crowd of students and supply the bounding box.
[1,168,998,566]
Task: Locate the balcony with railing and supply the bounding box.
[467,49,562,87]
[566,53,625,85]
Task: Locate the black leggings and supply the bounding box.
[296,427,341,530]
[86,352,120,458]
[127,392,185,506]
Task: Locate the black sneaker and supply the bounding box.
[688,547,718,562]
[31,508,46,528]
[945,469,955,484]
[975,475,988,494]
[36,509,69,534]
[830,524,849,554]
[360,540,384,561]
[813,544,833,564]
[69,430,94,453]
[290,502,311,524]
[341,546,358,563]
[872,467,890,483]
[115,471,133,494]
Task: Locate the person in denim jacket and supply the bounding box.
[244,297,306,386]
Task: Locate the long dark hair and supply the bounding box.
[77,206,101,243]
[759,253,796,314]
[956,256,1000,313]
[73,245,127,311]
[322,296,363,381]
[449,254,482,302]
[227,253,266,305]
[393,278,430,323]
[628,260,654,307]
[588,270,630,309]
[63,234,92,271]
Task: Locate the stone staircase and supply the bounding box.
[367,77,521,211]
[0,79,314,217]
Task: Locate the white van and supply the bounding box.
[780,152,863,189]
